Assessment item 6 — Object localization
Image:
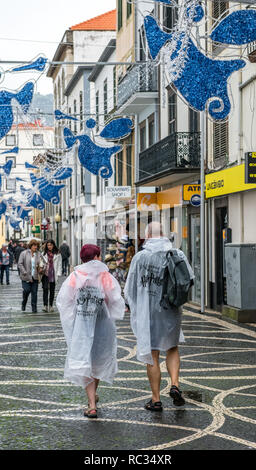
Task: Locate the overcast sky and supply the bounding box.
[0,0,116,94]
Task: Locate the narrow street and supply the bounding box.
[0,271,255,450]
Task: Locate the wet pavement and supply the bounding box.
[0,271,256,450]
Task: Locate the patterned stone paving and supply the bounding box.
[0,271,255,450]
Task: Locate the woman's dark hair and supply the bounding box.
[44,239,59,255]
[80,244,100,263]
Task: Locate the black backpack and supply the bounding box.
[160,250,193,309]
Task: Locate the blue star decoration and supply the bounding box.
[64,117,133,179]
[144,8,256,120]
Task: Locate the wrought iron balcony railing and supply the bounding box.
[248,41,256,62]
[139,132,201,181]
[117,64,158,109]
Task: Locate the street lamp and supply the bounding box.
[31,225,37,237]
[42,218,48,242]
[55,213,61,247]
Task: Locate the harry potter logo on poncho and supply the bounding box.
[76,286,104,316]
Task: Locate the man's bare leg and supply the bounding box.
[166,346,180,387]
[146,349,161,403]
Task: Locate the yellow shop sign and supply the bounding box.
[183,184,201,201]
[205,164,256,199]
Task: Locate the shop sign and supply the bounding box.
[205,164,256,199]
[245,152,256,184]
[106,186,131,199]
[137,193,158,211]
[190,194,201,206]
[183,184,201,203]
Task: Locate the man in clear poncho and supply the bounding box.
[56,244,125,418]
[124,222,194,411]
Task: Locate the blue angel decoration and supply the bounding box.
[0,82,34,141]
[144,6,256,120]
[55,110,78,121]
[20,185,45,211]
[0,200,7,217]
[30,174,65,205]
[11,56,47,73]
[63,117,133,179]
[0,160,13,189]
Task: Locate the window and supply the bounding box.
[118,0,123,31]
[96,176,100,196]
[127,0,132,19]
[164,3,178,30]
[118,150,123,185]
[213,121,229,160]
[148,114,155,147]
[6,156,16,168]
[113,67,117,109]
[62,70,65,101]
[96,91,99,132]
[126,137,132,186]
[189,109,200,133]
[212,1,229,20]
[33,134,44,146]
[70,175,73,199]
[74,100,77,135]
[6,179,16,191]
[80,166,84,194]
[80,91,83,131]
[140,121,146,152]
[104,79,108,122]
[5,135,16,146]
[168,90,177,135]
[68,107,72,130]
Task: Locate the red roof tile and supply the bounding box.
[70,9,116,31]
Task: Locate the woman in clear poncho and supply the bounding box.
[56,244,125,418]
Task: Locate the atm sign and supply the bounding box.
[183,184,201,202]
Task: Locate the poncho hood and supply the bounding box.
[143,237,173,252]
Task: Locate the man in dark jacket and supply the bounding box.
[0,244,13,285]
[59,240,71,276]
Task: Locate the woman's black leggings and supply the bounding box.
[42,275,56,307]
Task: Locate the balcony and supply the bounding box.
[248,41,256,63]
[117,64,158,113]
[138,132,201,185]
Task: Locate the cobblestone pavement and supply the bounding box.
[0,271,256,450]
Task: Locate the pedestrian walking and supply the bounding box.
[124,222,194,411]
[18,239,41,313]
[0,244,13,285]
[59,240,71,276]
[14,242,25,275]
[56,244,125,419]
[7,240,16,270]
[40,240,62,312]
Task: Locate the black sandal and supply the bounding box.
[169,386,185,406]
[145,399,163,411]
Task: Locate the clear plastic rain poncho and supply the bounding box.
[56,260,125,387]
[124,238,194,366]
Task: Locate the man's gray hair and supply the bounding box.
[145,222,164,239]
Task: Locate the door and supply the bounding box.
[215,206,228,308]
[191,214,201,303]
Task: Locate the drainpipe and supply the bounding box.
[200,111,206,314]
